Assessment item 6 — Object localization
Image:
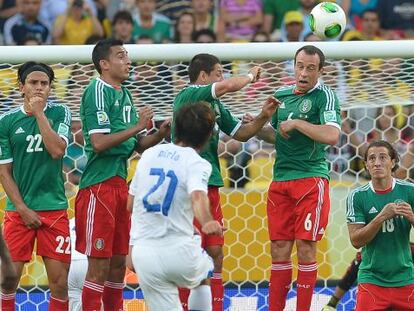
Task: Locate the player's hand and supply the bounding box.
[242,113,254,124]
[248,66,261,83]
[201,220,224,236]
[29,96,46,117]
[136,106,153,132]
[261,96,280,118]
[379,203,398,221]
[158,118,171,139]
[279,120,297,139]
[395,201,414,222]
[17,206,42,229]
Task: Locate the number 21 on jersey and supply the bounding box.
[143,168,178,216]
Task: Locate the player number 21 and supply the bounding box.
[143,168,178,216]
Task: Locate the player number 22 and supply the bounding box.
[26,134,43,153]
[55,235,71,254]
[143,168,178,216]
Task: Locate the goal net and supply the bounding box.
[0,41,413,310]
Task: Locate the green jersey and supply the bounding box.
[263,0,300,30]
[271,83,341,181]
[347,179,414,287]
[0,103,71,211]
[173,84,241,187]
[132,13,172,43]
[79,78,138,189]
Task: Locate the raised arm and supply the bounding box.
[214,66,261,98]
[233,97,280,142]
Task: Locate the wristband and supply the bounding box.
[247,73,254,82]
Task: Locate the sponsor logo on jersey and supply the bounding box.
[369,206,378,214]
[114,100,119,107]
[97,111,110,125]
[323,110,337,122]
[94,238,105,251]
[15,127,25,134]
[279,102,286,108]
[318,227,325,235]
[299,99,312,113]
[58,123,69,137]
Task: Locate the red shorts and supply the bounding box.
[3,210,70,263]
[194,186,224,248]
[75,176,130,258]
[267,177,330,241]
[355,283,414,311]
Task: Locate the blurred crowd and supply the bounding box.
[1,0,414,190]
[0,0,413,46]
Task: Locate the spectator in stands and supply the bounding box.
[192,27,216,42]
[279,0,317,42]
[342,9,382,41]
[155,0,192,23]
[279,11,304,42]
[39,0,97,28]
[0,0,17,34]
[3,0,51,45]
[192,0,215,31]
[217,0,263,42]
[341,0,378,29]
[53,0,104,45]
[377,0,414,38]
[112,10,135,44]
[21,34,41,45]
[263,0,300,37]
[106,0,135,21]
[132,0,172,43]
[174,11,195,43]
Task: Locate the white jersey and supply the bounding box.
[129,143,211,244]
[69,218,87,261]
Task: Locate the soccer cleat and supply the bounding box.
[322,305,336,311]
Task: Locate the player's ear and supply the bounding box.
[99,59,109,72]
[18,82,24,94]
[199,70,208,82]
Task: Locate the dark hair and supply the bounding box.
[174,102,215,149]
[294,45,325,70]
[364,140,400,172]
[192,28,217,43]
[85,34,103,45]
[174,11,195,43]
[92,38,124,74]
[188,53,220,83]
[361,9,379,20]
[112,10,133,26]
[18,61,55,84]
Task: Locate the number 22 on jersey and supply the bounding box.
[143,168,178,216]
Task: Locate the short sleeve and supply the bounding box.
[53,104,72,146]
[0,116,12,164]
[187,159,212,194]
[346,191,366,224]
[82,83,112,135]
[217,102,242,137]
[319,86,341,130]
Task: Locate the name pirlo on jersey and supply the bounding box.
[0,103,71,211]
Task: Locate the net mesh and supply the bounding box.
[1,56,414,310]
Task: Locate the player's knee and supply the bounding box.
[49,273,69,297]
[296,240,317,262]
[270,240,293,261]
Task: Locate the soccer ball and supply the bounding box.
[309,2,347,39]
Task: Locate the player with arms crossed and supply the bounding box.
[0,62,72,310]
[129,102,223,311]
[75,38,170,311]
[258,45,341,311]
[173,53,279,310]
[346,140,414,311]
